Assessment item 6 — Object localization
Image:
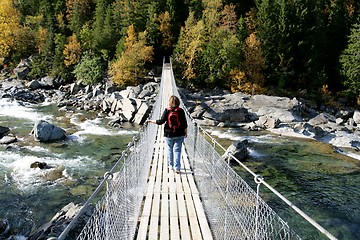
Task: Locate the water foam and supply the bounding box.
[0,151,97,190]
[0,98,51,121]
[70,117,136,138]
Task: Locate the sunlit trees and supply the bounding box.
[159,11,173,53]
[173,12,206,87]
[64,33,82,66]
[109,25,154,87]
[0,0,26,63]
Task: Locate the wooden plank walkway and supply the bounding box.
[136,112,213,240]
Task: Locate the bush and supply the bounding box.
[73,52,105,85]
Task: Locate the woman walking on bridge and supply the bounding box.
[147,95,188,174]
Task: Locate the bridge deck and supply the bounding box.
[136,64,213,239]
[136,127,212,240]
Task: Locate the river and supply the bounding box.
[1,98,360,239]
[210,128,360,239]
[0,98,136,238]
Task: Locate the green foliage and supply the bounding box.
[340,23,360,100]
[73,52,105,85]
[2,0,359,103]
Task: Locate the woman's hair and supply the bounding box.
[169,95,180,108]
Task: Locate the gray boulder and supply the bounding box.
[13,60,30,79]
[0,126,10,137]
[0,136,17,144]
[222,140,249,162]
[32,120,66,142]
[353,110,360,125]
[133,102,151,125]
[308,113,336,126]
[28,202,91,240]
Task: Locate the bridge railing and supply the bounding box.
[55,59,337,240]
[169,59,337,240]
[54,61,167,240]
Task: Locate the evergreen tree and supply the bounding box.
[92,0,115,58]
[256,0,327,91]
[66,0,94,34]
[324,0,354,91]
[340,22,360,105]
[145,2,161,55]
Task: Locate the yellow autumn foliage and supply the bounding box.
[63,33,82,66]
[109,25,153,87]
[0,0,23,60]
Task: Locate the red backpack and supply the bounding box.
[167,107,181,132]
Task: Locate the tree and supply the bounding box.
[92,0,115,56]
[340,23,360,105]
[159,11,173,53]
[109,25,154,87]
[73,52,105,84]
[220,4,237,32]
[66,0,94,33]
[173,12,206,87]
[64,33,82,66]
[256,0,327,90]
[0,0,24,62]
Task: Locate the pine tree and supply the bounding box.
[66,0,94,34]
[340,22,360,104]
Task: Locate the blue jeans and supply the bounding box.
[165,136,185,171]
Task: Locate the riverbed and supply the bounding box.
[1,98,360,239]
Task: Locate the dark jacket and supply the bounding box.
[156,107,188,138]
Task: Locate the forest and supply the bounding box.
[0,0,359,106]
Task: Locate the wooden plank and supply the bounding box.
[160,193,169,240]
[137,66,215,240]
[137,135,161,240]
[192,193,213,239]
[169,193,180,240]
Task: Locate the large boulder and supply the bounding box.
[0,126,10,137]
[13,59,30,79]
[31,120,66,142]
[353,110,360,125]
[28,202,92,240]
[133,102,151,125]
[221,140,249,162]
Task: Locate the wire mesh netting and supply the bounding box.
[67,60,308,240]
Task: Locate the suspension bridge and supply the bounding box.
[56,60,337,240]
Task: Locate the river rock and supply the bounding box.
[13,59,30,80]
[0,136,17,144]
[30,161,48,169]
[27,80,41,90]
[0,126,10,137]
[0,219,10,237]
[308,112,336,126]
[28,202,91,240]
[32,120,66,142]
[38,76,58,89]
[353,110,360,125]
[221,140,249,162]
[133,102,151,125]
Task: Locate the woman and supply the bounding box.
[147,95,188,174]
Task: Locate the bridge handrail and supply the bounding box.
[53,58,337,240]
[169,58,337,240]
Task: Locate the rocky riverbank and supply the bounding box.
[180,88,360,151]
[1,61,359,151]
